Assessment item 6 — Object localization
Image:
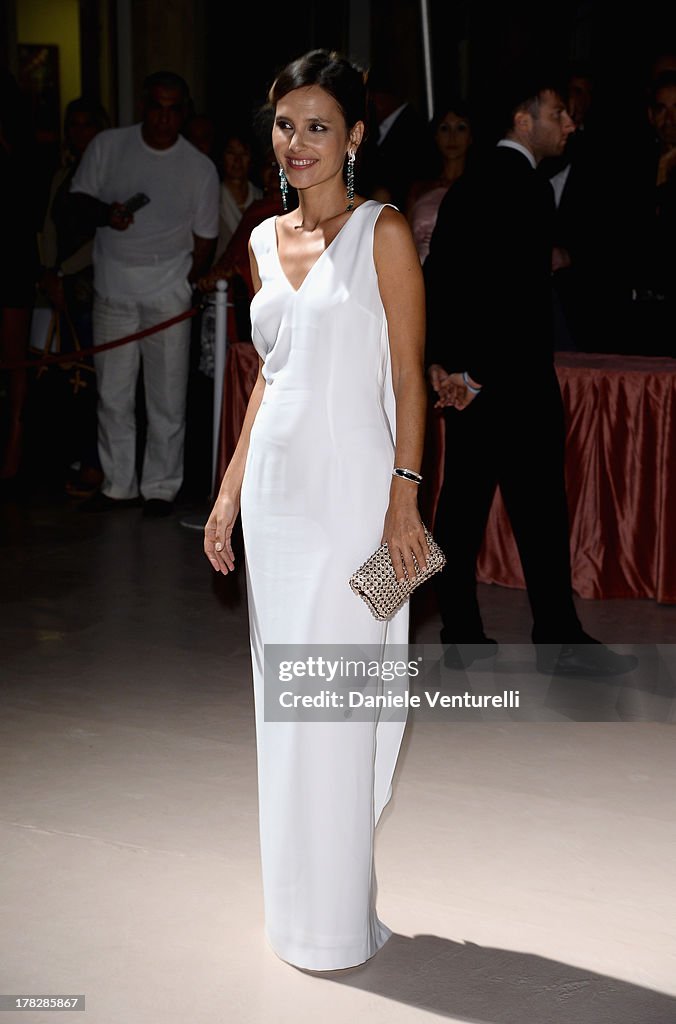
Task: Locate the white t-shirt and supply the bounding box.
[71,124,219,299]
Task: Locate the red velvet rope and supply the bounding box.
[0,303,205,372]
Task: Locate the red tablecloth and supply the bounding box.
[217,346,676,605]
[478,352,676,603]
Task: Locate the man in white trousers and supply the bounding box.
[70,71,219,516]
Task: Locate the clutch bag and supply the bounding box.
[349,526,446,621]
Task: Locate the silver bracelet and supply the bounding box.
[393,467,423,484]
[462,370,482,395]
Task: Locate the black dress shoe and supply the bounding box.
[443,639,499,670]
[142,498,174,518]
[79,491,142,512]
[535,641,638,677]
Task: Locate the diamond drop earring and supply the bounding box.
[279,165,289,212]
[346,150,355,211]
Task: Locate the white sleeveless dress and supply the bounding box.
[241,200,408,971]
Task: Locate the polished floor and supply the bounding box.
[1,486,676,1024]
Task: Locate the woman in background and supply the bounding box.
[198,147,282,343]
[407,100,473,263]
[214,131,262,261]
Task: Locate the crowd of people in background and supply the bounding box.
[2,47,676,504]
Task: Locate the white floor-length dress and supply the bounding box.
[240,200,409,971]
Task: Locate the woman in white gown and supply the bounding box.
[204,49,427,972]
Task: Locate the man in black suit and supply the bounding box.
[424,70,636,677]
[361,66,436,212]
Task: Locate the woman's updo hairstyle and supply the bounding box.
[268,48,367,132]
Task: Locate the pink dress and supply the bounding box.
[409,184,449,263]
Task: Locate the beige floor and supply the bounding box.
[1,494,675,1023]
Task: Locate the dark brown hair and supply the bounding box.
[268,49,366,132]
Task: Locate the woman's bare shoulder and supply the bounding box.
[374,203,414,244]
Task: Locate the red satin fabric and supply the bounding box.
[553,353,676,603]
[216,341,260,488]
[218,347,676,604]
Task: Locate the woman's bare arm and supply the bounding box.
[204,241,266,573]
[373,206,429,581]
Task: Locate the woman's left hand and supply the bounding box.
[381,488,429,582]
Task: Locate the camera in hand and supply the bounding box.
[122,192,151,215]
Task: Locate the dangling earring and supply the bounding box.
[346,150,355,211]
[279,165,289,212]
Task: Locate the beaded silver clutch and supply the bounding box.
[349,527,446,621]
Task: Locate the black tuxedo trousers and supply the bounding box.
[433,365,582,643]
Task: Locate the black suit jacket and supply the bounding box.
[361,104,436,212]
[424,145,556,386]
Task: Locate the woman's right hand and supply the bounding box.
[204,491,240,573]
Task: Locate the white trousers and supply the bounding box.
[93,280,192,501]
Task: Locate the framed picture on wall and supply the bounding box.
[17,43,60,144]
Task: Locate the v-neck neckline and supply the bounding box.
[273,200,371,295]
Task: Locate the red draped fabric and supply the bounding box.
[217,347,676,605]
[216,342,260,488]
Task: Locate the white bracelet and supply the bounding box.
[462,370,482,394]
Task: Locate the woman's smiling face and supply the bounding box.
[273,85,359,193]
